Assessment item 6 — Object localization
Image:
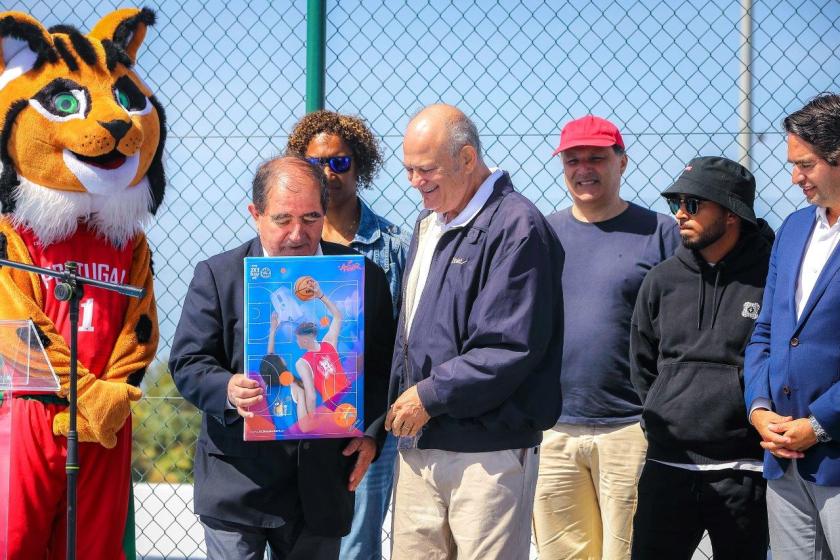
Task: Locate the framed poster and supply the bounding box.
[243,255,364,441]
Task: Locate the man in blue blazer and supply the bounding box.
[745,93,840,558]
[169,156,395,559]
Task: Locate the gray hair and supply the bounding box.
[447,112,483,161]
[252,155,329,213]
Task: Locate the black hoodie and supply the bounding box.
[630,219,775,464]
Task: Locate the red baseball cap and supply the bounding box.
[552,115,625,156]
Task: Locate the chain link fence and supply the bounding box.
[6,0,840,557]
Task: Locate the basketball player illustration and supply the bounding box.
[293,278,350,410]
[260,312,316,426]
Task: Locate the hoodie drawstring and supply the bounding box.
[697,264,727,329]
[697,271,704,330]
[710,266,721,328]
[711,264,730,328]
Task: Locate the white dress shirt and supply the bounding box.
[795,207,840,319]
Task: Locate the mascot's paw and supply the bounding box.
[53,380,142,448]
[53,411,118,448]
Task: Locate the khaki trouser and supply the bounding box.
[533,422,647,560]
[391,446,539,560]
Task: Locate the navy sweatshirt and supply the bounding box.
[548,203,679,425]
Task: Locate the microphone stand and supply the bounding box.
[0,257,143,560]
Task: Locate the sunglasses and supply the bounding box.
[665,196,705,216]
[305,156,352,174]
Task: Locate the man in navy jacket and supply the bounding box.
[745,93,840,557]
[169,156,395,559]
[385,104,563,559]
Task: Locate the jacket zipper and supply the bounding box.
[401,228,453,394]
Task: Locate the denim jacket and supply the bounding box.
[351,198,409,317]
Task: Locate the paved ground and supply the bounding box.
[134,484,713,559]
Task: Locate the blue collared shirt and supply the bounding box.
[351,198,409,317]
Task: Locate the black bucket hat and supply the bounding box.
[662,156,757,225]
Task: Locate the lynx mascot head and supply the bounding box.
[0,7,165,245]
[0,8,165,451]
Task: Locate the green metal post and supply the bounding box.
[306,0,326,113]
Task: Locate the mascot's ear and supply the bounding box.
[0,12,55,86]
[89,7,155,65]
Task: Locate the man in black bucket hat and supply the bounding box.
[663,156,758,225]
[629,156,773,559]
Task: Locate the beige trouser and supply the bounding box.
[391,446,539,560]
[532,422,647,560]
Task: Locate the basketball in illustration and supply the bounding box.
[294,276,317,301]
[279,370,294,386]
[334,403,358,428]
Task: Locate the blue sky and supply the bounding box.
[6,0,840,356]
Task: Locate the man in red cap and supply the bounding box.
[533,115,679,559]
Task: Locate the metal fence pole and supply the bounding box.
[306,0,326,113]
[738,0,754,171]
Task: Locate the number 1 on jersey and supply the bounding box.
[79,298,95,332]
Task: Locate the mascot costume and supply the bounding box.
[0,7,165,558]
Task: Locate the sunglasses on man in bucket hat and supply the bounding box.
[661,156,757,225]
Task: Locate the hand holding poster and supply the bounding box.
[243,255,365,440]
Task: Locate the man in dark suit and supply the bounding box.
[169,155,395,559]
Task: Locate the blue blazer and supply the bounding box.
[745,206,840,485]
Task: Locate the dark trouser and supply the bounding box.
[201,515,340,560]
[631,460,768,560]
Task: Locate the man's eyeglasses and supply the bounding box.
[305,156,352,174]
[665,196,705,216]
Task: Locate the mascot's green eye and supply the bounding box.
[54,93,79,115]
[32,81,88,120]
[115,89,131,110]
[111,77,148,113]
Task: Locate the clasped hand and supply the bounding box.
[751,409,817,459]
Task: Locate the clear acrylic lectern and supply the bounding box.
[0,319,59,560]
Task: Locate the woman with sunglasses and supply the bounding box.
[286,110,408,560]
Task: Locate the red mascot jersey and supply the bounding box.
[5,225,136,559]
[17,224,133,377]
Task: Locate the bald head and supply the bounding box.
[252,155,328,214]
[407,104,483,160]
[403,104,491,222]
